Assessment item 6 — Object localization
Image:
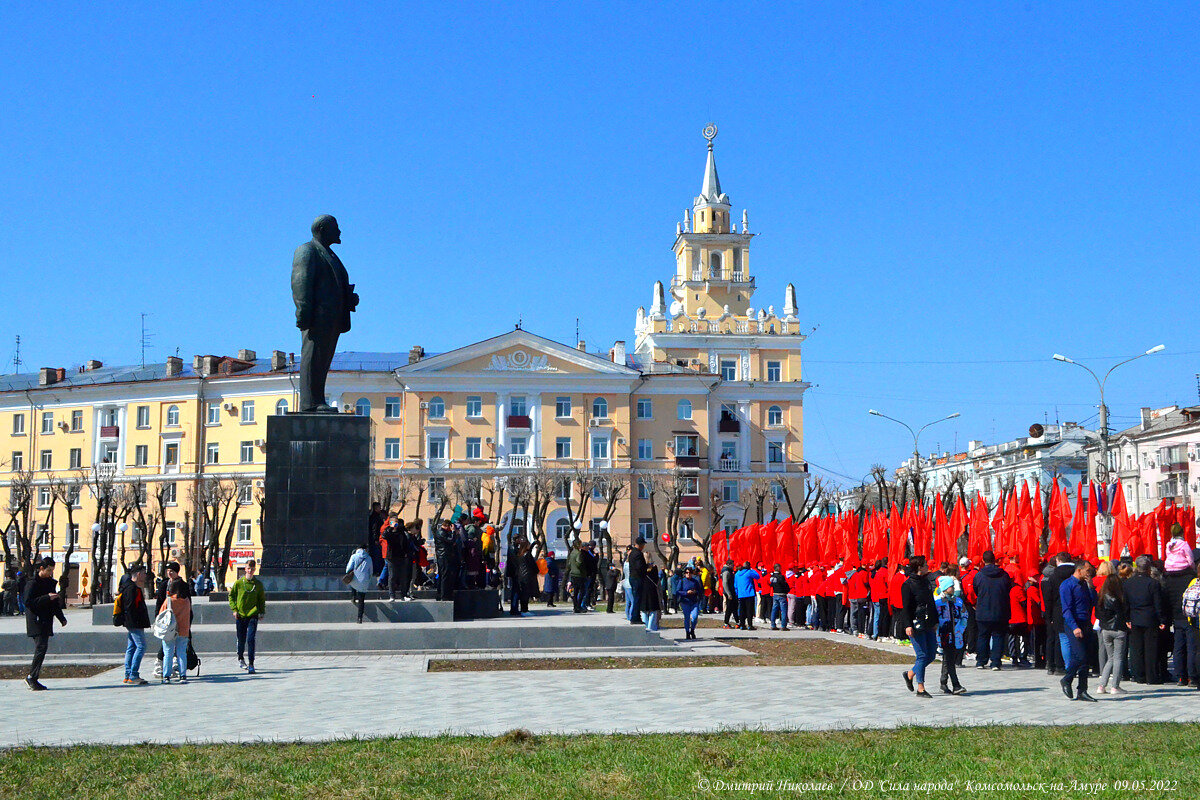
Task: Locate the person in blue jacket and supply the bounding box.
[734,562,762,631]
[935,575,968,695]
[675,565,705,640]
[1059,558,1098,702]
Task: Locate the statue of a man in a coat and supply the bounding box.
[291,215,359,412]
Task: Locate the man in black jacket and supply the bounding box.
[1125,555,1169,684]
[1042,552,1077,675]
[971,551,1012,670]
[626,538,647,625]
[23,557,66,690]
[119,565,152,686]
[382,516,409,602]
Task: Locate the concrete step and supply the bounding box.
[204,589,438,602]
[92,599,454,627]
[0,621,673,656]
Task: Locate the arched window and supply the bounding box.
[275,399,289,416]
[592,397,608,419]
[427,396,445,419]
[677,399,692,420]
[354,398,371,416]
[710,251,722,277]
[165,405,180,427]
[767,405,783,427]
[554,518,571,541]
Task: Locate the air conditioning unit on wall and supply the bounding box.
[588,418,601,427]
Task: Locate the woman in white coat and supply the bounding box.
[345,548,373,624]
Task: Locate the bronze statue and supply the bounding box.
[291,215,358,412]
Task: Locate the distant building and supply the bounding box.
[1086,405,1200,516]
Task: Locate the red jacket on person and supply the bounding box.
[960,567,978,605]
[1008,583,1027,625]
[869,569,890,603]
[1026,580,1044,626]
[847,569,871,601]
[888,571,906,610]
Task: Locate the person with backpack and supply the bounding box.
[117,565,151,686]
[345,546,373,624]
[935,575,968,695]
[153,562,189,679]
[768,565,790,631]
[1162,525,1197,686]
[229,559,266,674]
[23,557,67,691]
[1183,558,1200,690]
[157,578,192,683]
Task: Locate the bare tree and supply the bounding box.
[522,467,558,558]
[191,475,238,589]
[562,465,600,545]
[2,467,35,573]
[592,474,627,561]
[50,472,85,596]
[643,468,687,569]
[85,463,126,604]
[369,473,395,513]
[775,474,827,523]
[742,478,772,524]
[700,489,725,563]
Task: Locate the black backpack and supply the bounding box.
[186,639,201,674]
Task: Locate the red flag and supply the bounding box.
[1109,483,1131,559]
[933,494,949,566]
[1047,483,1068,556]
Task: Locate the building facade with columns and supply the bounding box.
[0,134,810,589]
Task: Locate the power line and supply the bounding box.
[804,349,1200,366]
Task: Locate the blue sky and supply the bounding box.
[3,3,1198,485]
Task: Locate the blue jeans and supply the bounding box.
[629,584,643,622]
[770,596,788,628]
[975,620,1006,668]
[644,610,659,631]
[124,630,146,680]
[1060,630,1089,692]
[624,586,634,621]
[235,616,258,664]
[872,600,886,638]
[910,627,938,685]
[162,635,187,679]
[681,601,700,634]
[806,597,820,627]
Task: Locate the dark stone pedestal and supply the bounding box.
[261,412,370,581]
[453,588,502,621]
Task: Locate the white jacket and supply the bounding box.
[346,548,373,593]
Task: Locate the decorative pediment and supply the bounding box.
[395,329,639,377]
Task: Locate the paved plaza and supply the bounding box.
[2,608,1199,748]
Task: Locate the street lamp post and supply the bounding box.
[868,410,961,501]
[1052,345,1165,484]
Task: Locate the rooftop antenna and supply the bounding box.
[575,317,580,346]
[140,313,155,368]
[12,335,22,373]
[1195,373,1199,403]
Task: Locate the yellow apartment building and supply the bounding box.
[0,133,811,592]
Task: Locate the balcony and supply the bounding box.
[507,454,533,468]
[589,458,612,469]
[767,460,785,473]
[717,458,741,472]
[718,416,740,433]
[506,415,532,429]
[100,425,120,439]
[96,463,118,479]
[680,495,701,509]
[425,458,448,470]
[675,454,700,470]
[1161,462,1189,473]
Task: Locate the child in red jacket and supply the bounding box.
[1006,563,1032,668]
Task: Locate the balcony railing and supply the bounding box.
[96,463,118,479]
[1161,462,1189,473]
[717,458,741,472]
[507,454,533,468]
[425,458,448,470]
[680,495,701,509]
[675,454,700,469]
[767,460,786,473]
[100,425,120,439]
[506,415,532,429]
[718,417,740,433]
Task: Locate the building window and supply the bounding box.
[206,403,221,425]
[509,438,527,456]
[510,396,527,416]
[767,405,783,427]
[674,435,698,457]
[466,396,482,418]
[165,522,177,545]
[427,397,446,419]
[555,437,572,459]
[39,450,52,471]
[771,483,785,502]
[465,438,482,460]
[68,523,79,546]
[41,412,54,435]
[683,476,699,496]
[555,396,572,418]
[677,399,693,420]
[636,398,652,419]
[555,518,572,541]
[36,524,51,546]
[710,251,722,277]
[206,443,219,464]
[723,480,738,503]
[720,359,737,381]
[236,482,253,505]
[556,479,571,500]
[69,448,82,469]
[164,443,179,467]
[240,441,254,463]
[355,398,371,416]
[134,445,149,467]
[71,410,83,431]
[136,484,148,506]
[166,406,180,427]
[275,399,289,416]
[38,486,51,507]
[592,397,608,419]
[163,482,177,505]
[384,438,401,460]
[719,440,737,463]
[10,451,21,471]
[766,361,781,382]
[241,401,255,424]
[678,519,695,541]
[637,439,653,460]
[768,441,784,464]
[428,477,445,499]
[136,405,151,428]
[591,436,609,461]
[13,414,25,435]
[637,478,649,499]
[638,519,654,540]
[427,437,446,461]
[385,396,401,419]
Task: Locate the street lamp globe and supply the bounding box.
[91,523,101,534]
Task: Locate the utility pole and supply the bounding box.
[12,335,22,373]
